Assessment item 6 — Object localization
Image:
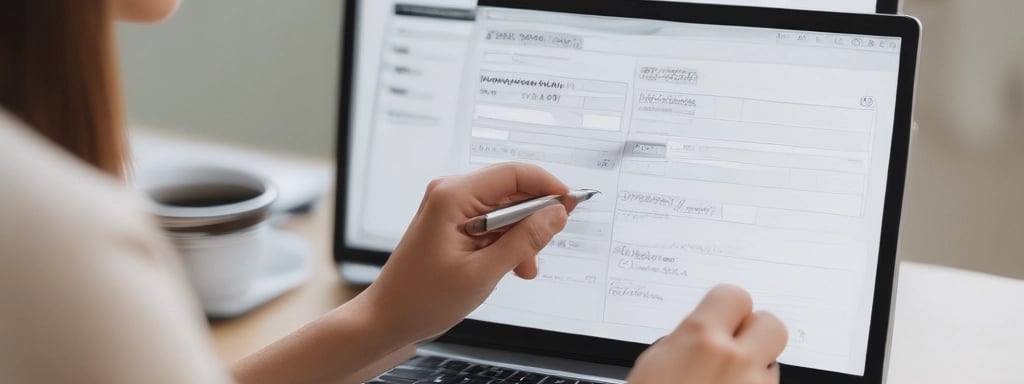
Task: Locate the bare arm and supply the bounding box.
[231,163,571,384]
[229,296,416,384]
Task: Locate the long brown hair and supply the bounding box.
[0,0,126,177]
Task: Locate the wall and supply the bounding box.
[118,0,342,156]
[899,0,1024,279]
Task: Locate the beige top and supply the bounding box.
[0,111,233,383]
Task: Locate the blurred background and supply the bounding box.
[118,0,341,156]
[117,0,1024,279]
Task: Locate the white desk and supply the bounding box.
[887,262,1024,383]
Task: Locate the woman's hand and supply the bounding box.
[628,285,788,384]
[354,162,571,343]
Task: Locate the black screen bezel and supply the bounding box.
[877,0,899,14]
[334,0,919,383]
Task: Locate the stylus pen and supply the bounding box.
[463,189,601,236]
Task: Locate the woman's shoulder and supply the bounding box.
[0,111,233,384]
[0,109,173,266]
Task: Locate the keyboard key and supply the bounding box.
[444,377,488,384]
[439,360,472,372]
[379,375,417,384]
[387,356,605,384]
[416,373,464,384]
[478,367,515,380]
[404,356,446,369]
[388,368,439,380]
[520,373,548,384]
[462,364,490,375]
[506,371,545,383]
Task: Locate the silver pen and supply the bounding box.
[463,189,601,236]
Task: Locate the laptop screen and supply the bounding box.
[343,0,905,379]
[454,7,900,377]
[343,0,897,262]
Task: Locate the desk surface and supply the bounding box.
[209,197,360,361]
[211,200,1024,384]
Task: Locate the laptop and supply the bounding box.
[334,0,920,383]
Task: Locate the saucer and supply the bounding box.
[203,230,310,319]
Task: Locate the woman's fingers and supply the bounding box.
[629,286,788,384]
[767,361,781,384]
[676,284,754,336]
[512,255,539,280]
[737,311,789,362]
[456,163,569,207]
[475,205,567,279]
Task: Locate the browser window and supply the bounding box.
[345,0,889,250]
[452,7,901,376]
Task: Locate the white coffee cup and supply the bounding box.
[137,166,278,314]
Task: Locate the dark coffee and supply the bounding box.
[151,184,263,208]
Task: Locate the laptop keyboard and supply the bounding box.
[366,355,613,384]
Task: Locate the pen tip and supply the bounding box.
[577,189,601,200]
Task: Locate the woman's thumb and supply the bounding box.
[478,204,568,278]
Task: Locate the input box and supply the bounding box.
[471,127,511,141]
[477,88,625,112]
[508,131,621,152]
[470,138,621,170]
[663,161,865,195]
[617,190,758,225]
[478,70,628,95]
[634,178,863,217]
[635,90,874,133]
[482,52,569,68]
[584,96,627,112]
[478,88,586,108]
[621,160,667,176]
[665,140,867,174]
[755,208,861,234]
[742,100,874,132]
[475,104,622,131]
[634,118,870,152]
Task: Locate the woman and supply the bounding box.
[0,1,787,383]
